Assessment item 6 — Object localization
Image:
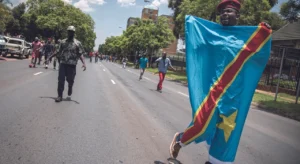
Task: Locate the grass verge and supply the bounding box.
[129,63,300,121]
[252,92,300,121]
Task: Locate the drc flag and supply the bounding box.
[180,15,272,163]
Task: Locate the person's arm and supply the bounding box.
[168,58,176,71]
[155,57,161,63]
[48,44,60,60]
[78,42,86,71]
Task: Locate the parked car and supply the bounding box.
[3,37,32,59]
[0,35,7,55]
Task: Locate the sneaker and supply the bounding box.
[55,96,62,102]
[169,132,182,159]
[66,96,71,101]
[205,162,212,164]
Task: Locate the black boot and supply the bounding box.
[55,96,62,102]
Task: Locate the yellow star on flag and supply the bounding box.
[217,110,238,142]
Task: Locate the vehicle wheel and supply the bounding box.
[2,53,7,57]
[19,54,23,59]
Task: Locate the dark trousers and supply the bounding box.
[53,57,60,68]
[57,63,76,97]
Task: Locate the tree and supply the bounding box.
[23,0,96,51]
[0,0,12,34]
[280,0,300,22]
[266,12,286,31]
[5,3,26,36]
[102,17,175,59]
[168,0,183,39]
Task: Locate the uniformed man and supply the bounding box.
[47,26,87,102]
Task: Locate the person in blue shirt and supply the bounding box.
[139,54,148,80]
[155,52,175,92]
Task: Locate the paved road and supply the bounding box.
[0,59,299,164]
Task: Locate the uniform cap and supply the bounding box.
[67,26,76,32]
[217,0,241,12]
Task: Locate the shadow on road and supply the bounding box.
[154,158,182,164]
[1,55,26,60]
[40,96,80,104]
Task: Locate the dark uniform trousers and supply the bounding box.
[57,63,76,97]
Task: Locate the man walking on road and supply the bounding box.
[43,38,54,69]
[169,1,272,164]
[139,54,148,80]
[155,52,175,92]
[47,26,86,102]
[122,56,128,69]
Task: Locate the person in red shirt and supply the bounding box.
[89,52,94,62]
[31,37,42,67]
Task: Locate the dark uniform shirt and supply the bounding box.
[43,43,54,55]
[57,38,85,65]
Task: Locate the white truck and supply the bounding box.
[3,37,32,59]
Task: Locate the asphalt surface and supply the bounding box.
[0,58,299,164]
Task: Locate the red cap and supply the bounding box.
[217,0,241,12]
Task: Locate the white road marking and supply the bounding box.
[111,79,116,84]
[108,63,190,98]
[178,92,189,97]
[34,72,43,75]
[103,69,106,71]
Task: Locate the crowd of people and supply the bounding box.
[29,37,60,69]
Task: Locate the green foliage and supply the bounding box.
[1,0,96,51]
[5,3,26,35]
[0,2,12,34]
[102,17,175,57]
[23,0,96,51]
[280,0,300,22]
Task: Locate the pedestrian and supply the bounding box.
[31,37,42,68]
[169,1,272,164]
[139,54,148,80]
[122,56,128,69]
[89,51,93,63]
[95,51,99,63]
[43,38,54,69]
[47,26,87,102]
[38,40,45,65]
[155,52,175,92]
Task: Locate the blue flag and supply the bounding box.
[179,15,272,163]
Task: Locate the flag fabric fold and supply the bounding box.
[181,15,272,163]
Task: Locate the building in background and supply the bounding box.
[127,17,139,29]
[141,5,158,21]
[160,15,177,56]
[272,21,300,49]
